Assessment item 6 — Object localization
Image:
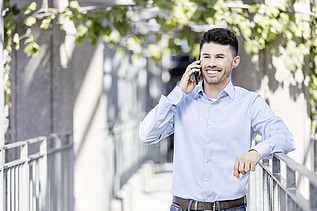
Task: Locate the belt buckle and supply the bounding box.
[194,201,198,210]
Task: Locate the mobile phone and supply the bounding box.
[190,71,200,84]
[190,56,201,84]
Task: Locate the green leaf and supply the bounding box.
[134,0,149,6]
[190,43,200,58]
[40,17,52,29]
[24,2,37,15]
[131,53,141,65]
[115,46,125,58]
[148,44,162,61]
[69,0,83,13]
[75,24,88,44]
[24,40,40,57]
[24,16,36,27]
[13,33,20,50]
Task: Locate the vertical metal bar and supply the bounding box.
[286,166,296,211]
[269,175,273,211]
[286,166,296,189]
[257,166,263,211]
[262,159,270,211]
[0,148,5,211]
[12,166,15,211]
[279,186,286,211]
[67,134,74,211]
[40,138,47,211]
[60,136,65,211]
[272,156,280,174]
[14,166,18,211]
[21,142,29,211]
[273,180,278,211]
[7,168,10,211]
[309,181,317,209]
[54,136,62,211]
[272,156,280,211]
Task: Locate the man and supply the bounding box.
[139,28,295,211]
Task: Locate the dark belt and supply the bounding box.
[173,196,246,210]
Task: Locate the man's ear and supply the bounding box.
[232,56,240,68]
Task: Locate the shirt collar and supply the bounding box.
[193,80,235,100]
[193,80,204,99]
[222,80,235,100]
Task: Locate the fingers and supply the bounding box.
[185,60,201,79]
[250,162,256,172]
[179,60,201,93]
[233,151,261,179]
[233,162,240,179]
[189,61,201,71]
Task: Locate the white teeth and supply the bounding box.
[207,70,218,74]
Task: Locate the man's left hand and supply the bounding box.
[233,150,261,179]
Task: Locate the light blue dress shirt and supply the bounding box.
[139,80,295,202]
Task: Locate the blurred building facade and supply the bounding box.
[2,0,315,210]
[8,0,170,210]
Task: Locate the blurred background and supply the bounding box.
[1,0,317,210]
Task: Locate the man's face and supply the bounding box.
[200,42,240,87]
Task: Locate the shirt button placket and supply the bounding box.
[204,103,215,200]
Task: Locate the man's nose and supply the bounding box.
[206,57,217,67]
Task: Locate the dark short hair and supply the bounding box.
[200,28,239,57]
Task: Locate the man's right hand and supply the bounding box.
[178,60,201,94]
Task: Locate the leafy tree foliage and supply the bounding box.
[3,0,317,133]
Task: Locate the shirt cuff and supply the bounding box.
[166,86,185,106]
[250,142,271,159]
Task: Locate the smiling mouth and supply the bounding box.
[206,69,221,75]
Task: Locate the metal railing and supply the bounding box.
[248,149,317,211]
[0,132,74,211]
[104,116,170,198]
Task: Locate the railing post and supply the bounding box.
[272,156,280,211]
[286,166,296,210]
[55,135,62,211]
[286,166,296,189]
[40,138,48,211]
[67,133,74,211]
[309,181,317,209]
[272,156,280,174]
[262,159,270,211]
[21,142,30,211]
[0,147,5,211]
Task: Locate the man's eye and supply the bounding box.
[217,56,224,59]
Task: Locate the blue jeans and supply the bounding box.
[170,202,246,211]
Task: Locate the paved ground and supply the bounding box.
[130,163,173,211]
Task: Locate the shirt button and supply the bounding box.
[205,178,209,182]
[206,159,209,163]
[207,139,211,144]
[208,121,212,125]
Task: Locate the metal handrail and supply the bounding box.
[0,132,74,211]
[254,151,317,211]
[0,131,73,149]
[274,153,317,188]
